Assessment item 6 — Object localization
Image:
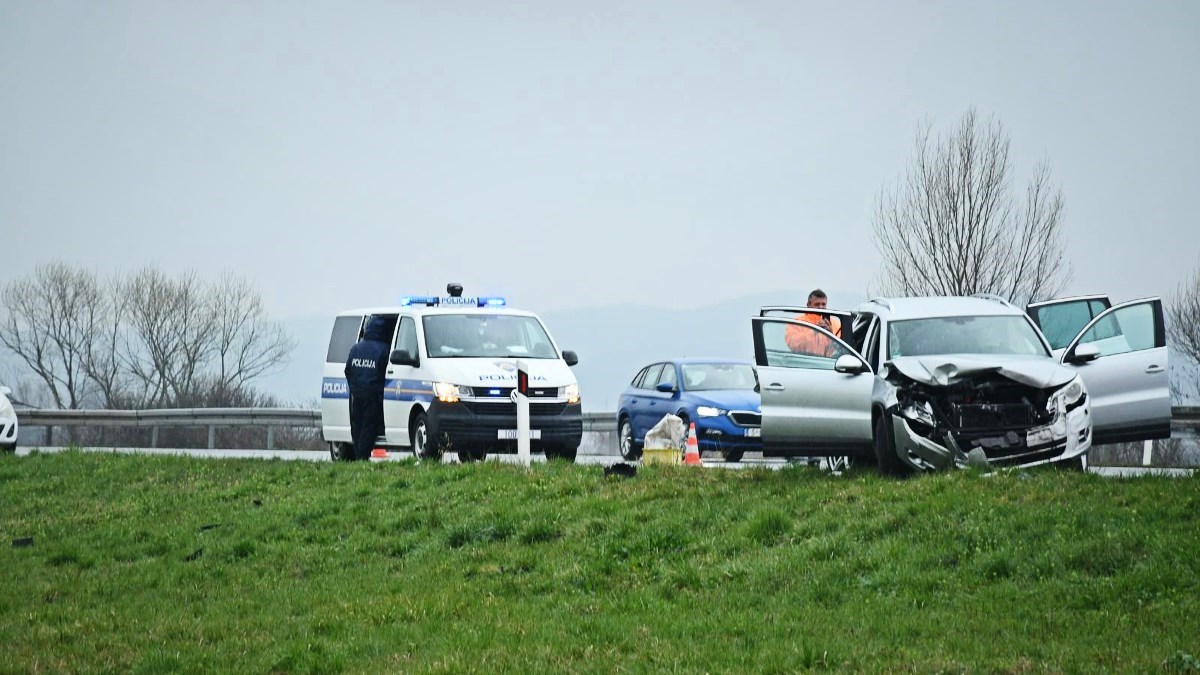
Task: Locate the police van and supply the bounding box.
[320,284,582,463]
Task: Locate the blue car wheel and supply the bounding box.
[619,416,641,461]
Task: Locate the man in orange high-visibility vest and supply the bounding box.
[785,289,842,357]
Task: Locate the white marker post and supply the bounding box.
[514,359,531,468]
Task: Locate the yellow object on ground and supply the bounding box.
[643,447,681,466]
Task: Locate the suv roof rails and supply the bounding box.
[971,292,1016,308]
[868,297,892,311]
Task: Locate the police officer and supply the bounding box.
[344,315,391,461]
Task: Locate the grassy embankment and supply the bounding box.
[1,452,1198,673]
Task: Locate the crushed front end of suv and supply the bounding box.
[751,295,1170,474]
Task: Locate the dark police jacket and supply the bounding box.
[344,315,390,395]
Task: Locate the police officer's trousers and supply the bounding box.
[348,391,385,461]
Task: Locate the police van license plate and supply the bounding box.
[498,429,542,440]
[744,428,761,437]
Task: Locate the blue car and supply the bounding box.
[617,358,762,462]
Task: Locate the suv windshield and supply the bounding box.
[423,314,558,359]
[681,363,758,391]
[888,315,1049,359]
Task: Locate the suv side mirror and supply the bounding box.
[834,354,869,374]
[389,349,419,367]
[1066,343,1101,364]
[655,381,676,393]
[562,350,579,366]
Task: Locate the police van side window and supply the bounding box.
[394,317,418,356]
[326,315,364,363]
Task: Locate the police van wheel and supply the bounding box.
[411,412,440,461]
[328,442,350,462]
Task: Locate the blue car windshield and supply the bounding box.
[888,315,1049,359]
[423,314,558,359]
[681,363,758,391]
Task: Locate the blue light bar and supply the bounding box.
[396,295,508,308]
[399,296,440,307]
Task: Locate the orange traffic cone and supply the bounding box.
[370,447,388,462]
[683,423,702,466]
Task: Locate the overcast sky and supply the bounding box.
[3,1,1197,318]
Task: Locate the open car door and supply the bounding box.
[1026,295,1112,356]
[1059,297,1170,444]
[751,315,873,458]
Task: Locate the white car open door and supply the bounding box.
[751,315,873,458]
[1059,297,1170,444]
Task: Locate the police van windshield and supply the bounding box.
[423,314,559,359]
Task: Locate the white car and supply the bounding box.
[0,385,18,451]
[751,294,1170,474]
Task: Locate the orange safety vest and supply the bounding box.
[785,313,842,357]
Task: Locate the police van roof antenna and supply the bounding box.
[447,283,464,297]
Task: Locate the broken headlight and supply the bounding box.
[900,400,936,428]
[1047,376,1086,414]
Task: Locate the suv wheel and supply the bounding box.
[874,414,911,477]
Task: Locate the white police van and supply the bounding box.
[320,284,582,463]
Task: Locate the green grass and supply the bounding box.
[1,452,1198,673]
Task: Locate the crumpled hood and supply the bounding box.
[887,354,1076,389]
[433,358,577,389]
[688,389,760,412]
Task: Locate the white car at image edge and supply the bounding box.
[0,385,18,452]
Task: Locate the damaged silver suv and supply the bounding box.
[751,294,1170,474]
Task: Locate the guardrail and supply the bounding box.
[1173,406,1200,430]
[15,407,1199,451]
[18,408,321,450]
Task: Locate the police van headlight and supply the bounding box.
[560,383,580,405]
[433,382,472,403]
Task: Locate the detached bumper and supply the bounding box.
[428,399,583,452]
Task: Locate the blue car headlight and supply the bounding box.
[696,406,724,418]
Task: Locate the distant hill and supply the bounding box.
[255,289,868,412]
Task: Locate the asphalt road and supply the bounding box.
[11,445,1195,477]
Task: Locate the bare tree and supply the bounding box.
[1166,262,1200,402]
[872,109,1072,305]
[80,282,130,408]
[119,268,219,406]
[1,263,297,410]
[0,262,103,408]
[209,273,296,395]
